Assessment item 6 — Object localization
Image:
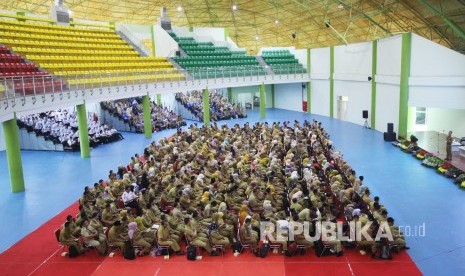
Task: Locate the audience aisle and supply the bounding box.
[0,109,464,275]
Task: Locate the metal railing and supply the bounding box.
[0,64,309,101]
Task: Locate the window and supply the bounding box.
[415,107,427,125]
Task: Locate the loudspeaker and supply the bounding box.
[384,132,396,142]
[387,123,394,133]
[362,110,368,119]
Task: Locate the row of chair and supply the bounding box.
[1,39,132,50]
[67,73,185,85]
[0,53,22,62]
[26,56,167,62]
[0,19,114,33]
[41,62,172,70]
[53,68,178,76]
[174,56,256,62]
[0,23,117,38]
[11,47,138,55]
[0,31,124,44]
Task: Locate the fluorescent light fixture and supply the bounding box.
[255,35,259,40]
[275,19,279,24]
[177,6,182,12]
[232,4,237,11]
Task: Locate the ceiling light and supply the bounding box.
[275,19,279,24]
[338,4,344,9]
[255,35,259,40]
[232,4,237,11]
[177,6,182,12]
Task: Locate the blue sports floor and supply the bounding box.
[1,109,464,275]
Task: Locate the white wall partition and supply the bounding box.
[153,24,179,57]
[333,42,372,125]
[310,47,331,117]
[274,83,303,112]
[193,27,225,41]
[409,34,465,110]
[0,124,5,151]
[374,35,402,132]
[426,108,465,137]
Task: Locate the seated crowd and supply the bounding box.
[59,120,408,258]
[101,98,185,133]
[175,91,246,121]
[18,109,123,150]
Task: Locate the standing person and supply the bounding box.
[446,131,453,161]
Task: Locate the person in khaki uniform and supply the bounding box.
[353,216,377,257]
[101,204,118,227]
[239,216,258,251]
[80,219,108,255]
[387,217,409,250]
[157,218,184,255]
[60,221,85,254]
[128,222,152,255]
[107,221,128,254]
[208,221,230,248]
[184,217,218,256]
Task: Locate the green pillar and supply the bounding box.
[306,48,311,114]
[76,103,90,158]
[398,33,412,138]
[371,40,378,129]
[3,115,25,192]
[203,88,210,126]
[151,25,156,57]
[227,87,232,102]
[156,94,161,105]
[259,83,266,119]
[271,84,275,108]
[142,95,152,138]
[329,46,334,118]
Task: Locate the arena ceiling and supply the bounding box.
[2,0,465,54]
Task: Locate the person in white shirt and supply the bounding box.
[122,186,142,216]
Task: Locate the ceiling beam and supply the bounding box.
[416,0,465,40]
[334,0,390,34]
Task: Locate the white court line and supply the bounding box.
[27,247,61,276]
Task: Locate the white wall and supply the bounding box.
[409,33,465,110]
[426,108,465,138]
[376,83,400,133]
[0,123,5,151]
[310,47,330,116]
[311,80,330,116]
[274,83,303,112]
[374,35,402,132]
[334,81,371,125]
[231,85,272,109]
[333,41,372,125]
[193,27,225,41]
[153,24,179,57]
[122,23,152,40]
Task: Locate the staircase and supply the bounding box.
[101,109,136,132]
[17,126,64,151]
[256,56,274,75]
[175,99,200,122]
[115,24,150,57]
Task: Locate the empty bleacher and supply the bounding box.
[0,18,184,91]
[169,31,265,79]
[0,44,62,96]
[261,50,306,74]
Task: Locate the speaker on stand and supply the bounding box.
[362,110,369,128]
